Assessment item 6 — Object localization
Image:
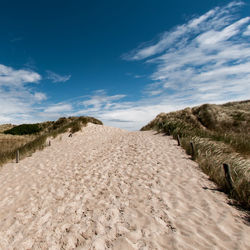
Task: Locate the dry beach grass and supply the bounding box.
[141,100,250,208]
[0,123,249,249]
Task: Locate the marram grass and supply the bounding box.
[141,100,250,208]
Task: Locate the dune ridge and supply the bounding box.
[0,123,249,249]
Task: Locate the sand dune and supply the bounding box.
[0,123,249,249]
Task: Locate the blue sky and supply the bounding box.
[0,0,250,130]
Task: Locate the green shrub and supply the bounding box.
[4,124,41,135]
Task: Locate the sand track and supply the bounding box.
[0,123,249,249]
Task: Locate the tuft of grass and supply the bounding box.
[0,124,14,132]
[70,121,82,134]
[141,100,250,208]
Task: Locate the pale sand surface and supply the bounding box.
[0,123,249,250]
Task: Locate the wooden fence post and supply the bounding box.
[223,163,233,190]
[16,150,19,163]
[177,135,180,146]
[190,142,195,160]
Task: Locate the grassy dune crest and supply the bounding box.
[0,116,102,166]
[141,100,250,208]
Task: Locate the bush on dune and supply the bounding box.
[4,124,42,135]
[70,121,82,134]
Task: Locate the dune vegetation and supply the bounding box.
[141,100,250,208]
[0,116,102,166]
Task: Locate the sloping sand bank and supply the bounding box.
[0,123,249,249]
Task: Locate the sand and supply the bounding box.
[0,123,249,249]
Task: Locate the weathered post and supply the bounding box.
[16,150,19,163]
[223,163,233,190]
[190,142,195,160]
[177,135,180,146]
[48,140,51,146]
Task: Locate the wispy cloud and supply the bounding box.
[243,24,250,36]
[123,1,250,106]
[44,103,72,113]
[123,1,245,60]
[134,74,146,79]
[34,92,47,102]
[46,70,71,83]
[126,73,146,79]
[81,90,126,111]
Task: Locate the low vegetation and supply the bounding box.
[141,100,250,208]
[0,116,102,166]
[70,121,82,134]
[4,124,42,135]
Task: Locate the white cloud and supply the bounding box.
[188,9,216,28]
[82,90,126,110]
[146,90,163,96]
[196,17,250,46]
[44,104,72,113]
[46,70,71,83]
[0,64,46,124]
[243,24,250,35]
[134,74,145,78]
[34,92,47,101]
[0,64,41,87]
[37,103,73,122]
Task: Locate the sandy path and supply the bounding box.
[0,123,249,250]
